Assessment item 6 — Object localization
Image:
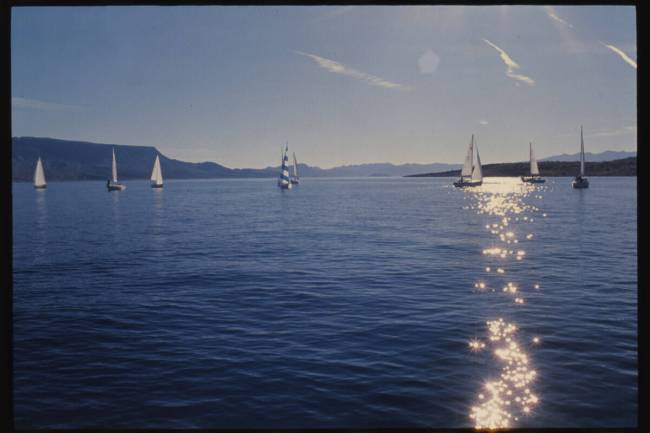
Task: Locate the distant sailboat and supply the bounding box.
[521,142,545,183]
[290,152,300,185]
[150,155,163,188]
[33,157,46,189]
[572,126,589,189]
[454,134,483,187]
[107,148,126,191]
[278,143,292,189]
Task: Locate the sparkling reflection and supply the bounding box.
[459,178,546,429]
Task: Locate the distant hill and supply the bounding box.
[11,137,460,181]
[407,158,636,177]
[542,150,636,162]
[300,162,462,177]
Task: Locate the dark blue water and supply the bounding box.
[13,177,637,428]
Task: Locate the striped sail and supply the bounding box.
[34,157,46,188]
[530,142,540,176]
[150,155,163,186]
[461,135,474,179]
[278,144,291,187]
[471,140,483,181]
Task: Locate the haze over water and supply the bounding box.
[13,177,637,428]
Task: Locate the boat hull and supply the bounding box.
[107,183,126,191]
[34,185,46,189]
[572,177,589,189]
[290,179,300,185]
[278,182,292,190]
[151,183,163,189]
[453,179,482,188]
[521,176,545,184]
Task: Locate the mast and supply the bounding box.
[34,157,46,187]
[580,126,585,176]
[112,148,118,183]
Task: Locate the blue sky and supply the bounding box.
[12,6,636,168]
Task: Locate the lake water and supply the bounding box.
[12,177,637,428]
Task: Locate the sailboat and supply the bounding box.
[454,134,483,187]
[521,142,545,183]
[277,143,292,190]
[290,152,300,185]
[150,154,163,188]
[107,148,126,191]
[33,157,46,189]
[572,126,589,189]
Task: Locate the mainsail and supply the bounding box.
[471,140,483,182]
[530,142,540,176]
[151,155,163,186]
[461,135,475,179]
[580,126,585,176]
[112,148,118,183]
[34,157,46,188]
[292,152,299,180]
[279,144,291,187]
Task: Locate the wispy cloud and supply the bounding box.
[543,6,573,28]
[12,97,84,112]
[315,6,357,21]
[556,125,637,138]
[591,125,636,137]
[601,42,637,69]
[482,39,535,86]
[295,50,411,90]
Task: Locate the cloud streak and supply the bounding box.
[12,97,84,112]
[591,125,636,137]
[543,6,573,28]
[482,39,535,86]
[601,42,637,69]
[295,51,411,90]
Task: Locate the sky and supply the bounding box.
[11,6,637,168]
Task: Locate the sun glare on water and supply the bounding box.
[460,178,546,430]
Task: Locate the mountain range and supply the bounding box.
[11,137,460,181]
[541,150,636,162]
[11,136,636,181]
[407,158,636,177]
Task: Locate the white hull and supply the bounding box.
[454,179,482,188]
[107,182,126,191]
[521,176,545,184]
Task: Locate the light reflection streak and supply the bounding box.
[469,319,539,429]
[458,178,546,429]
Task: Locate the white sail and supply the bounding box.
[34,157,46,187]
[580,126,585,176]
[530,142,540,176]
[471,140,483,181]
[112,148,118,183]
[461,135,474,177]
[150,155,163,186]
[292,152,299,179]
